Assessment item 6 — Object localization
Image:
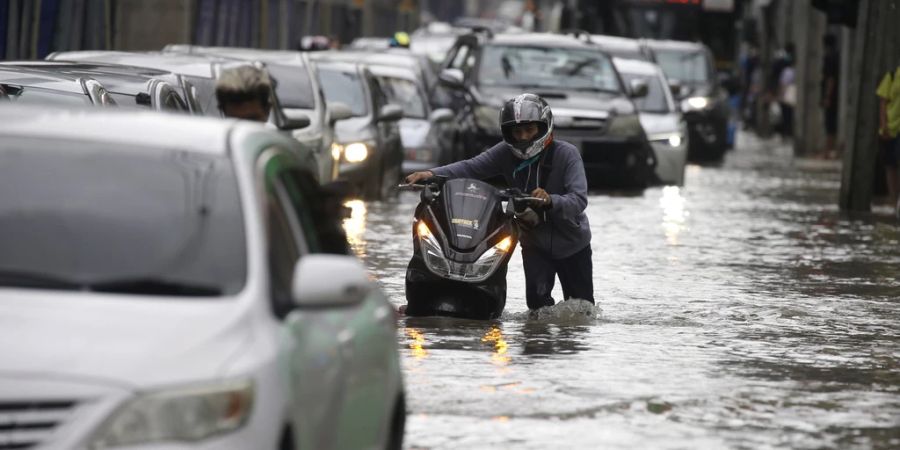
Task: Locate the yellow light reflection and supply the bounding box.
[406,328,428,359]
[492,416,510,422]
[659,186,688,246]
[481,326,510,366]
[342,199,367,256]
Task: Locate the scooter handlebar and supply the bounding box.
[397,183,425,191]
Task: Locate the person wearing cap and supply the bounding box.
[215,65,273,123]
[406,93,593,311]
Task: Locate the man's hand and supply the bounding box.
[530,188,551,207]
[405,171,434,184]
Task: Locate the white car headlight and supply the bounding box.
[649,132,684,148]
[89,380,254,448]
[682,96,710,111]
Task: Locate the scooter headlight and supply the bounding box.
[417,221,513,283]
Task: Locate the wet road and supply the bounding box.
[346,133,900,449]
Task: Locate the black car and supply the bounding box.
[0,66,116,107]
[439,31,656,188]
[642,39,731,162]
[1,61,190,113]
[308,57,405,200]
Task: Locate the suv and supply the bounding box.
[439,31,656,188]
[642,39,730,162]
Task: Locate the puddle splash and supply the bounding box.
[502,299,602,324]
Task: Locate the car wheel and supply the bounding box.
[387,394,406,450]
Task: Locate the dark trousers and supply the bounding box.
[522,244,594,310]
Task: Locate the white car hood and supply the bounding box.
[0,289,255,389]
[638,112,682,137]
[399,118,430,149]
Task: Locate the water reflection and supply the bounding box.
[659,185,687,246]
[520,322,591,356]
[342,199,367,255]
[405,328,428,360]
[481,326,510,366]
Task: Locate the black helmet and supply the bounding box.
[500,93,553,159]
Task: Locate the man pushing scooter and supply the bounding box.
[405,94,594,313]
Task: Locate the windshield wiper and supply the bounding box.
[90,278,223,297]
[0,269,84,290]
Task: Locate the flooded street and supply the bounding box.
[347,133,900,449]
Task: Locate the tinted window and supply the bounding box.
[267,64,316,109]
[653,49,711,83]
[0,141,247,296]
[478,45,621,92]
[375,76,426,119]
[620,72,670,113]
[316,67,369,116]
[0,86,91,106]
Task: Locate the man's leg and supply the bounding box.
[556,245,595,303]
[522,246,556,310]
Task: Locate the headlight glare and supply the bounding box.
[343,143,368,163]
[90,380,253,448]
[682,96,710,111]
[331,143,343,161]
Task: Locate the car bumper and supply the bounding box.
[556,129,656,188]
[651,141,688,186]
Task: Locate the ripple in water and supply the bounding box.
[502,299,602,324]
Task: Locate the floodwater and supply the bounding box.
[346,133,900,449]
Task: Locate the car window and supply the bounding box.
[281,169,350,255]
[162,91,189,112]
[267,64,316,109]
[0,140,247,296]
[477,45,621,93]
[449,44,472,71]
[368,74,390,110]
[620,72,670,113]
[183,75,220,116]
[375,76,427,119]
[653,49,711,83]
[0,85,91,105]
[316,67,369,116]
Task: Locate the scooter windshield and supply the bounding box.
[437,179,503,251]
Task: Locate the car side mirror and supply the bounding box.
[378,103,404,122]
[328,102,354,125]
[291,255,370,307]
[629,78,649,98]
[439,68,465,89]
[429,108,454,123]
[279,112,311,131]
[668,79,682,97]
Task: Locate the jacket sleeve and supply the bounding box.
[431,144,505,180]
[548,151,588,221]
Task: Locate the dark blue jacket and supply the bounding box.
[431,140,591,259]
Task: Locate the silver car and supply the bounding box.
[614,57,689,186]
[0,106,405,449]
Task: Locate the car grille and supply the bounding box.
[581,141,644,167]
[0,401,77,449]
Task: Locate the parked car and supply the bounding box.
[367,64,458,173]
[439,31,657,188]
[1,61,190,113]
[162,45,342,182]
[0,65,116,106]
[642,39,730,161]
[614,57,688,185]
[309,56,405,199]
[0,105,405,450]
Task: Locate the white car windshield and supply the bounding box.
[653,49,711,84]
[0,140,247,296]
[478,45,621,93]
[317,67,369,116]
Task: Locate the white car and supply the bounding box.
[614,57,689,186]
[0,106,405,449]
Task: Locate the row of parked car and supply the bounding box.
[0,51,408,448]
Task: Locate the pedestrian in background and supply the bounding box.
[877,63,900,218]
[777,52,796,141]
[821,34,840,159]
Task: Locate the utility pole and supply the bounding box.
[839,0,900,211]
[791,1,826,156]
